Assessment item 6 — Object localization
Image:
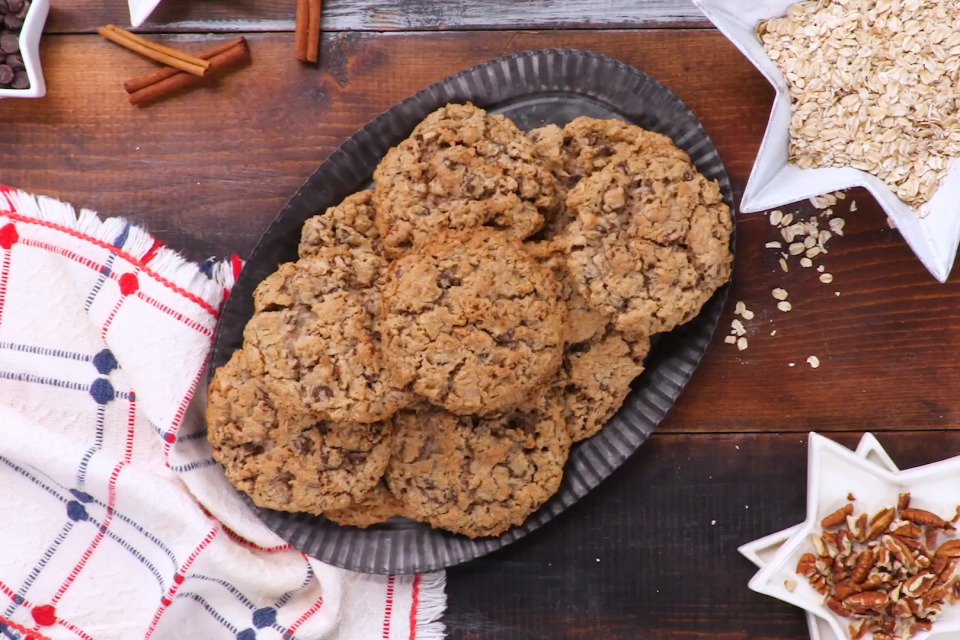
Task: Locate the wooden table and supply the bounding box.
[4,2,959,638]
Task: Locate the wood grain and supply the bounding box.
[45,0,708,34]
[447,431,960,639]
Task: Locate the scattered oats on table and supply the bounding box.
[758,3,960,209]
[806,355,819,368]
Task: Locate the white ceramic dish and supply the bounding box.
[0,0,49,99]
[692,0,960,282]
[128,0,162,28]
[743,432,960,640]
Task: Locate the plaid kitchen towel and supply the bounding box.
[0,187,445,640]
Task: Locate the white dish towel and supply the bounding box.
[0,188,445,640]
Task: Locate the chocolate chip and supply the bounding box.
[312,385,334,400]
[6,0,23,13]
[566,174,582,188]
[0,0,10,13]
[361,372,378,383]
[14,0,28,20]
[495,329,514,344]
[313,421,329,435]
[7,71,25,89]
[0,53,5,65]
[586,133,599,145]
[565,341,591,354]
[331,365,341,380]
[0,64,12,85]
[617,160,629,172]
[436,269,461,288]
[0,32,18,54]
[3,13,22,29]
[345,451,367,465]
[291,434,314,455]
[598,144,613,156]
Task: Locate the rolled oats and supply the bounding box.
[758,1,960,208]
[772,288,789,301]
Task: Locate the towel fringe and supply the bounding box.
[415,572,447,639]
[3,189,234,309]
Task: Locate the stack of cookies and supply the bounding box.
[206,103,733,539]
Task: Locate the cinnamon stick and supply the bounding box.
[99,25,210,77]
[124,38,244,94]
[295,0,322,63]
[307,0,322,63]
[295,0,310,62]
[128,39,250,106]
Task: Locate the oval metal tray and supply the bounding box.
[210,48,735,574]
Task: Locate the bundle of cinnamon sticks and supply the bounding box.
[295,0,322,62]
[99,25,250,106]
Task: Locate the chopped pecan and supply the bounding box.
[862,572,893,590]
[851,548,874,584]
[849,621,868,640]
[890,521,922,538]
[933,540,960,574]
[899,493,911,511]
[822,504,855,529]
[867,507,896,541]
[837,529,855,559]
[835,579,862,599]
[883,535,919,574]
[797,552,817,577]
[894,534,922,552]
[903,573,937,598]
[926,527,941,552]
[855,513,868,542]
[938,557,960,583]
[810,534,829,557]
[826,596,851,617]
[843,591,889,613]
[902,508,948,528]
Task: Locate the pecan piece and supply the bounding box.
[867,507,896,541]
[821,504,854,529]
[926,527,941,552]
[851,548,874,584]
[903,572,937,598]
[849,621,868,640]
[797,552,817,577]
[894,534,922,552]
[898,492,911,511]
[883,535,918,574]
[933,540,960,574]
[826,597,851,617]
[889,521,922,538]
[810,534,829,558]
[938,557,960,584]
[835,579,862,599]
[854,513,868,542]
[901,508,948,528]
[843,591,888,613]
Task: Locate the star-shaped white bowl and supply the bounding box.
[0,0,49,100]
[692,0,960,282]
[128,0,163,28]
[743,432,960,640]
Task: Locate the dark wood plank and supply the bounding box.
[2,29,956,435]
[45,0,708,35]
[446,431,960,639]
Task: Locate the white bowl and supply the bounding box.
[692,0,960,282]
[0,0,49,100]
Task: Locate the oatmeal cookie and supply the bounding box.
[299,190,382,259]
[324,482,410,529]
[560,334,649,442]
[566,150,733,338]
[527,119,682,240]
[206,347,392,514]
[526,241,649,441]
[381,229,565,416]
[373,103,558,258]
[386,392,571,538]
[245,246,414,424]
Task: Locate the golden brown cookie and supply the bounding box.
[566,149,733,339]
[381,229,566,416]
[373,103,558,258]
[245,246,415,424]
[206,347,393,515]
[324,482,411,529]
[527,118,685,240]
[526,240,650,442]
[299,190,382,260]
[386,393,571,538]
